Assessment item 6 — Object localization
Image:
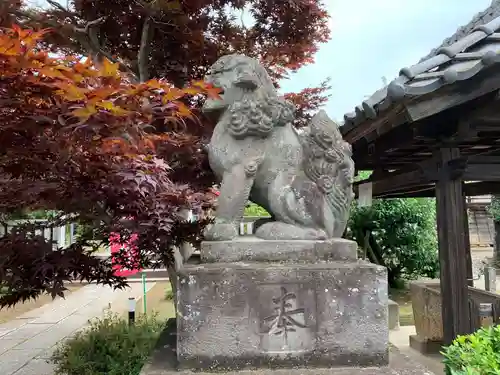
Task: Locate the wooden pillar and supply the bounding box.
[462,184,473,287]
[435,148,471,345]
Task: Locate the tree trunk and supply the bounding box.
[387,270,401,289]
[368,232,384,265]
[166,261,179,313]
[168,209,197,315]
[495,221,500,266]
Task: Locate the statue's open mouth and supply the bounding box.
[202,88,226,117]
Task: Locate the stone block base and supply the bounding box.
[177,261,388,371]
[200,237,358,263]
[141,320,435,375]
[409,335,444,354]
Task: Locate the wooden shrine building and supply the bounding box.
[341,3,500,344]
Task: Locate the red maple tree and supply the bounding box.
[5,0,331,116]
[285,78,332,128]
[0,25,219,306]
[0,0,333,306]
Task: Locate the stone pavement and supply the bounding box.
[0,282,155,375]
[389,326,444,375]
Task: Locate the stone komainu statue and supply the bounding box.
[202,54,354,241]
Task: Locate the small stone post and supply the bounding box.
[484,266,497,292]
[128,297,136,325]
[479,303,494,327]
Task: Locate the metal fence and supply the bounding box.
[0,220,77,249]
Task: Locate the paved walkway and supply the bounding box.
[390,326,444,375]
[0,282,155,375]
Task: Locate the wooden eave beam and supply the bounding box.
[462,156,500,181]
[354,155,500,198]
[357,181,500,199]
[349,89,500,170]
[353,167,431,197]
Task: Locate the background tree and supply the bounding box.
[284,79,331,128]
[347,172,439,288]
[0,1,19,27]
[487,196,500,263]
[5,0,333,209]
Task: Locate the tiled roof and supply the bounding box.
[342,1,500,131]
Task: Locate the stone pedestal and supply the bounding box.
[176,237,389,371]
[409,335,443,355]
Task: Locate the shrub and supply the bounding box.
[347,197,439,288]
[244,202,270,217]
[488,196,500,223]
[51,314,164,375]
[442,325,500,375]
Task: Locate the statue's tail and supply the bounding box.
[301,110,355,237]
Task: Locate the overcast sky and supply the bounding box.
[279,0,494,122]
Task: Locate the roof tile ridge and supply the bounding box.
[418,1,500,62]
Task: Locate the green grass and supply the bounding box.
[150,283,176,321]
[134,281,175,321]
[165,287,174,301]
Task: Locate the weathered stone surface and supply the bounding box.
[202,54,355,241]
[177,261,388,371]
[409,281,443,341]
[141,320,435,375]
[409,335,444,355]
[200,237,358,263]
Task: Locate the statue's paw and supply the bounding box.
[253,217,274,232]
[255,222,327,240]
[204,223,239,241]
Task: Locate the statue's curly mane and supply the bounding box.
[225,94,295,139]
[299,110,355,235]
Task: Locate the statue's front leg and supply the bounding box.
[205,159,260,241]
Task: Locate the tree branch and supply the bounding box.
[73,16,106,34]
[46,0,77,21]
[138,17,152,82]
[11,9,139,82]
